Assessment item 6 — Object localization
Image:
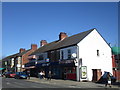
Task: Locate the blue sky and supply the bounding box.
[2,2,118,57]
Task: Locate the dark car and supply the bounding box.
[14,72,28,79]
[5,72,16,78]
[97,72,116,84]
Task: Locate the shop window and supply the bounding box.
[68,49,71,59]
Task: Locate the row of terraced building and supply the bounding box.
[2,28,120,82]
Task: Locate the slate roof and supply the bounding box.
[2,49,30,61]
[31,28,94,55]
[2,53,19,61]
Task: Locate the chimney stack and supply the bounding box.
[59,32,68,40]
[40,40,47,46]
[19,48,26,53]
[31,44,37,50]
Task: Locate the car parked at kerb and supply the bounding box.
[5,72,16,78]
[14,72,28,79]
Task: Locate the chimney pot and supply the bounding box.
[59,32,68,40]
[19,48,26,53]
[31,44,37,50]
[40,40,47,46]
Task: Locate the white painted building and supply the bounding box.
[77,29,112,81]
[58,29,112,81]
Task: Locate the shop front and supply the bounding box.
[59,59,76,80]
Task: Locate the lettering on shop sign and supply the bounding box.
[42,63,50,66]
[59,60,74,64]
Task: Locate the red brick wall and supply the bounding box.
[21,48,37,71]
[112,55,120,81]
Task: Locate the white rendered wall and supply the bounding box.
[77,29,112,81]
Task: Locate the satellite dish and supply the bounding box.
[72,53,77,58]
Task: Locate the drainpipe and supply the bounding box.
[76,45,80,82]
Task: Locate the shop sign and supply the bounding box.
[37,60,46,64]
[81,66,87,79]
[42,63,50,66]
[59,60,74,64]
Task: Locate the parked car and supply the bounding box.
[96,72,116,84]
[5,72,16,78]
[14,72,28,79]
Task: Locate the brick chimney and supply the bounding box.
[59,32,68,40]
[31,44,37,50]
[19,48,26,53]
[40,40,47,46]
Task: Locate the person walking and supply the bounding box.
[42,71,45,79]
[27,70,30,79]
[105,72,112,88]
[39,71,43,79]
[47,71,52,80]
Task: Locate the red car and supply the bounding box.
[5,72,16,78]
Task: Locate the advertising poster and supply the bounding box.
[81,66,87,79]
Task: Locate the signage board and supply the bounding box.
[81,66,87,79]
[72,53,77,58]
[17,64,21,68]
[45,58,49,62]
[74,59,78,66]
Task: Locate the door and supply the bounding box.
[92,69,101,82]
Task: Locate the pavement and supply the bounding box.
[25,77,120,88]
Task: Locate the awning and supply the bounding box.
[0,68,5,70]
[23,66,35,69]
[112,47,120,55]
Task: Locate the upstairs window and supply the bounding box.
[68,49,71,59]
[61,50,64,60]
[97,50,100,56]
[56,50,60,60]
[38,55,44,60]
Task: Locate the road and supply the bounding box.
[2,77,120,89]
[2,77,68,88]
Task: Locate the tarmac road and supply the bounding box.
[2,77,67,88]
[2,77,120,89]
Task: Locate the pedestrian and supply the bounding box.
[42,71,45,79]
[105,72,112,88]
[47,71,52,80]
[39,71,43,79]
[27,70,30,79]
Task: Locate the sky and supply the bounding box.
[2,2,118,58]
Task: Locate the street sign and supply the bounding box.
[74,59,78,66]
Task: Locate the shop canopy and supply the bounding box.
[0,68,5,70]
[112,47,120,55]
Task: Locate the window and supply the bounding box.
[56,50,60,60]
[68,49,71,59]
[97,50,100,56]
[38,55,44,60]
